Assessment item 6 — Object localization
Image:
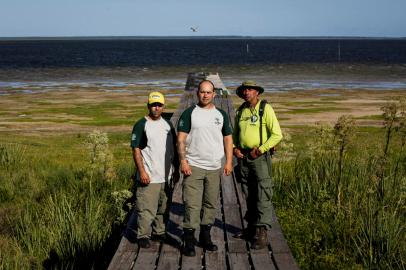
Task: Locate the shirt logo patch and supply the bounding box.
[131,134,136,141]
[214,118,221,125]
[179,119,184,127]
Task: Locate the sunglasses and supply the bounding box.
[149,103,164,107]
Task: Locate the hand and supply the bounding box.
[180,160,192,176]
[233,148,244,159]
[139,170,150,185]
[223,161,233,176]
[249,147,262,159]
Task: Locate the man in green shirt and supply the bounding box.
[233,80,283,249]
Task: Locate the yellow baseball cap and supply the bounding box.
[148,91,165,105]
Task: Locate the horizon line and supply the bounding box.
[1,35,406,41]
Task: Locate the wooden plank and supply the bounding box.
[155,175,183,270]
[204,201,226,270]
[108,237,138,270]
[180,248,203,270]
[132,241,160,270]
[221,174,238,205]
[118,250,138,270]
[251,249,277,270]
[228,252,251,270]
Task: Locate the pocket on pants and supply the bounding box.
[259,182,272,201]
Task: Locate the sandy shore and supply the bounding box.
[0,86,404,136]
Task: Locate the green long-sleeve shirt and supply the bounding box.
[233,100,283,153]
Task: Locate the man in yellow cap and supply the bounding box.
[130,91,179,248]
[233,81,282,249]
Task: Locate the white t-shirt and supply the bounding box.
[131,117,176,183]
[177,105,232,170]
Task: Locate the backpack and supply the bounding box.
[236,100,275,155]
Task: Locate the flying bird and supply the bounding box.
[190,26,199,32]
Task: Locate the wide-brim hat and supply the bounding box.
[236,80,264,98]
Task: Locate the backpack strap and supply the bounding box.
[258,100,267,146]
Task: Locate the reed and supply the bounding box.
[273,99,406,269]
[0,131,134,269]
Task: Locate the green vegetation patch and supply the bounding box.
[287,106,346,114]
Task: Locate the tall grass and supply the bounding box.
[0,131,134,269]
[273,99,406,269]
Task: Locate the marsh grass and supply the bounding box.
[0,131,134,269]
[273,99,406,269]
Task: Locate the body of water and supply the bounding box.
[1,38,406,94]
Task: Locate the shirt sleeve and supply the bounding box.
[177,106,194,133]
[219,109,233,136]
[258,104,283,153]
[130,118,147,148]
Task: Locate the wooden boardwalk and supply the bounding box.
[108,91,299,270]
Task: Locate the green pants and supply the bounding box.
[183,166,221,229]
[135,182,172,239]
[237,154,273,228]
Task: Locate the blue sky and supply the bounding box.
[1,0,405,37]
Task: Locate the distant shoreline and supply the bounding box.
[1,36,406,41]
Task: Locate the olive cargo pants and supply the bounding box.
[183,166,221,229]
[135,182,172,238]
[237,154,273,228]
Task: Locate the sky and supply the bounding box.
[1,0,405,37]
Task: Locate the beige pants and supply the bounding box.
[135,182,171,238]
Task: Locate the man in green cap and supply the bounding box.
[233,80,283,249]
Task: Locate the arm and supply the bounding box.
[258,105,283,154]
[170,126,180,184]
[223,135,233,175]
[177,131,192,176]
[132,147,150,185]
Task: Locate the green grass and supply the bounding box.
[287,107,346,114]
[273,123,406,269]
[0,132,135,269]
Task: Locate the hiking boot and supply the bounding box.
[183,228,196,257]
[151,233,167,242]
[233,225,255,241]
[251,226,268,250]
[199,225,218,251]
[138,237,151,248]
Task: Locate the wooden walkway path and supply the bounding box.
[108,91,299,270]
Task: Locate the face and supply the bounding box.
[197,81,215,107]
[148,102,164,120]
[242,88,259,104]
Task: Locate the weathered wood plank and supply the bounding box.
[205,201,226,270]
[251,249,277,270]
[108,237,138,270]
[155,174,183,270]
[180,248,203,270]
[132,241,160,270]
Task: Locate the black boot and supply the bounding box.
[183,228,196,257]
[199,225,218,251]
